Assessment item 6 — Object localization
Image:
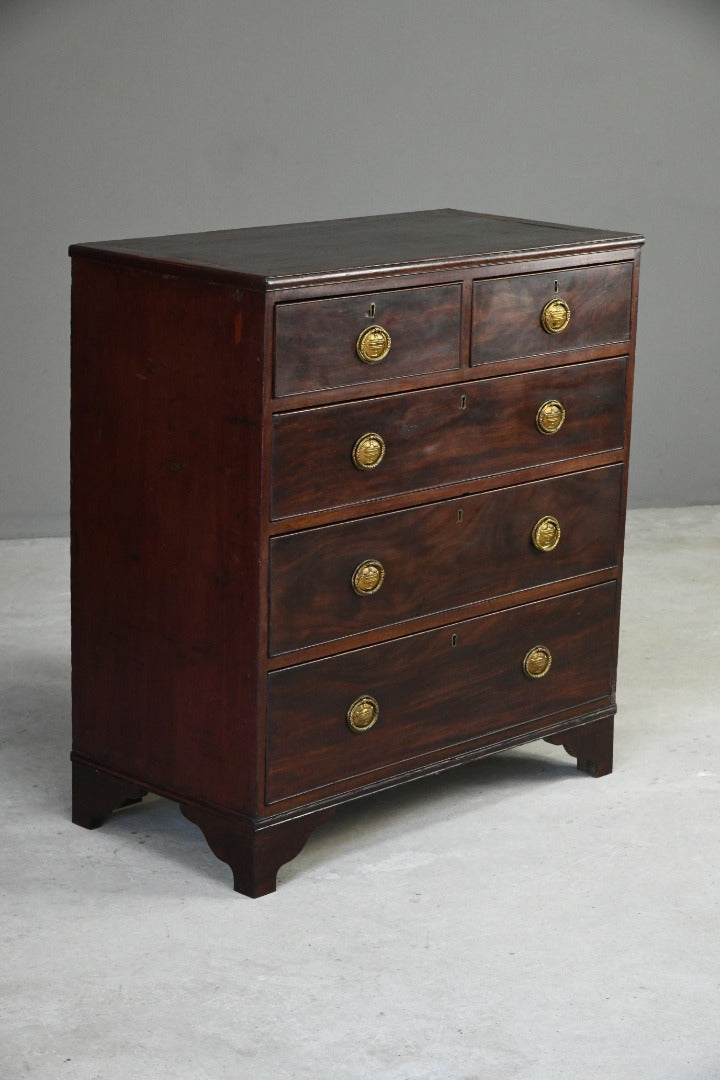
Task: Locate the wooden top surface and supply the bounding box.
[70,208,643,288]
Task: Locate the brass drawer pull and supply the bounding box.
[352,432,386,470]
[536,399,566,435]
[347,694,380,733]
[540,297,571,334]
[356,324,392,364]
[351,558,385,596]
[523,645,552,679]
[531,515,561,552]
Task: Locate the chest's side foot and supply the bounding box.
[71,758,148,829]
[544,713,614,778]
[180,803,336,898]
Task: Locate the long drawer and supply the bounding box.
[266,582,617,802]
[269,465,623,655]
[271,357,627,519]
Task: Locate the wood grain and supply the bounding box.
[271,357,627,519]
[269,465,623,654]
[266,582,617,803]
[71,260,266,815]
[274,283,461,396]
[472,261,632,365]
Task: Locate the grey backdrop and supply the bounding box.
[2,0,719,538]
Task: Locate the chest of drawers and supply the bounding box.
[69,209,643,896]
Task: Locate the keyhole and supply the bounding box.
[368,302,376,318]
[460,394,467,410]
[457,509,464,524]
[554,280,559,294]
[451,634,458,648]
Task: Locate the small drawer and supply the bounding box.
[472,261,633,367]
[269,465,623,655]
[271,357,627,519]
[274,283,461,397]
[266,582,617,803]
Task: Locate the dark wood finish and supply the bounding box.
[70,210,642,894]
[269,339,633,416]
[267,449,625,537]
[267,568,619,672]
[545,715,614,777]
[267,583,616,803]
[269,465,623,655]
[472,261,633,366]
[271,357,627,519]
[274,283,461,397]
[72,759,148,829]
[70,208,642,289]
[70,260,266,815]
[180,803,335,898]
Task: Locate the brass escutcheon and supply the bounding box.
[536,399,566,435]
[356,324,392,364]
[523,645,553,679]
[347,694,380,733]
[540,298,571,334]
[351,558,385,596]
[352,432,386,470]
[532,515,561,552]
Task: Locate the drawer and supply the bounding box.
[269,465,623,655]
[271,357,627,519]
[274,283,461,397]
[266,582,617,802]
[472,261,633,366]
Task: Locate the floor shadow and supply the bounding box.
[1,651,583,895]
[279,745,579,887]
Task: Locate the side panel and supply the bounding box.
[70,259,266,813]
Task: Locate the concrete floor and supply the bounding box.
[1,507,719,1080]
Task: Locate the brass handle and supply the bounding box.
[541,298,571,334]
[536,399,566,435]
[352,432,386,470]
[351,559,385,596]
[356,324,392,364]
[531,515,561,552]
[523,645,552,679]
[347,694,380,733]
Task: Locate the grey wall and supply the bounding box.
[2,0,719,537]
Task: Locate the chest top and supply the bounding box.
[69,207,643,288]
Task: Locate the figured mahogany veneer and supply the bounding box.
[472,261,633,366]
[275,282,461,396]
[271,357,627,519]
[69,209,642,896]
[269,465,623,655]
[267,583,617,803]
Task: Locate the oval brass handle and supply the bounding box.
[356,324,392,364]
[523,645,552,679]
[541,298,571,334]
[352,432,386,470]
[532,515,561,552]
[347,694,380,733]
[352,558,385,596]
[536,399,566,435]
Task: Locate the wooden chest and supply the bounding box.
[69,209,643,896]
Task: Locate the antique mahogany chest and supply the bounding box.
[70,209,643,896]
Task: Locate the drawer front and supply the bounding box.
[274,283,462,397]
[271,357,627,519]
[269,465,623,655]
[472,261,633,367]
[267,582,617,802]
